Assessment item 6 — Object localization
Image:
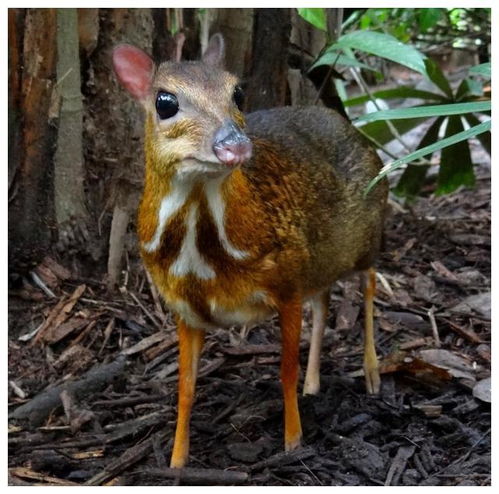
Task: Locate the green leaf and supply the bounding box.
[454,79,471,101]
[469,62,491,79]
[310,49,374,72]
[344,86,447,108]
[334,79,348,103]
[391,24,411,43]
[334,30,428,75]
[417,8,444,32]
[358,118,427,146]
[436,116,475,195]
[297,8,327,31]
[342,9,365,30]
[466,78,484,97]
[365,119,491,195]
[355,101,492,123]
[455,78,483,100]
[424,58,453,98]
[463,113,491,155]
[394,117,445,199]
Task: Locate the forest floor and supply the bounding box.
[8,152,491,486]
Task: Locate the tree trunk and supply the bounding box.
[245,8,292,111]
[78,8,99,58]
[305,8,348,119]
[9,8,58,274]
[54,8,88,226]
[8,9,24,198]
[211,8,254,79]
[151,9,178,63]
[83,8,154,286]
[288,9,327,106]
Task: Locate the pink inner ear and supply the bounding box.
[112,44,154,101]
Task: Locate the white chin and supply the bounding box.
[176,158,233,180]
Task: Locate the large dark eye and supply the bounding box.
[233,85,244,111]
[156,91,179,119]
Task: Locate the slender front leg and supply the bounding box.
[279,294,303,451]
[170,319,205,468]
[303,289,330,396]
[362,268,380,394]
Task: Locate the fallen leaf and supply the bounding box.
[431,261,459,282]
[413,274,437,302]
[448,233,490,246]
[450,292,491,319]
[476,344,491,362]
[383,311,428,330]
[472,377,491,403]
[419,349,475,381]
[393,237,416,262]
[455,269,486,286]
[335,300,360,331]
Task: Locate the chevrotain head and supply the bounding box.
[112,34,252,180]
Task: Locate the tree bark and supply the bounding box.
[288,9,327,106]
[78,8,99,58]
[245,8,292,111]
[305,8,348,119]
[8,9,25,197]
[82,8,153,286]
[211,8,254,79]
[9,8,58,273]
[54,8,88,226]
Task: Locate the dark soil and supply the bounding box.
[8,168,491,486]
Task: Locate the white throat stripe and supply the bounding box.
[143,172,249,274]
[142,180,193,253]
[169,203,216,280]
[204,177,249,260]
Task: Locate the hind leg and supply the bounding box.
[303,289,330,396]
[362,267,380,394]
[279,294,303,451]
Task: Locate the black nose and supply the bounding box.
[213,120,252,166]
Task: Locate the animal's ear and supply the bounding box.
[202,33,225,67]
[112,44,154,102]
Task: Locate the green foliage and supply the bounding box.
[469,63,491,79]
[310,49,374,72]
[349,8,490,50]
[344,87,447,108]
[393,118,443,199]
[329,31,428,75]
[436,116,475,194]
[356,57,491,198]
[304,9,491,200]
[417,9,444,32]
[297,8,327,31]
[364,120,490,196]
[356,101,491,123]
[354,8,446,42]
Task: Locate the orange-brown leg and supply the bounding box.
[170,319,205,468]
[278,294,303,451]
[303,289,330,396]
[362,268,380,394]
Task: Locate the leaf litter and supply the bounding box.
[8,170,490,485]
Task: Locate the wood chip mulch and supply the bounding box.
[8,172,490,486]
